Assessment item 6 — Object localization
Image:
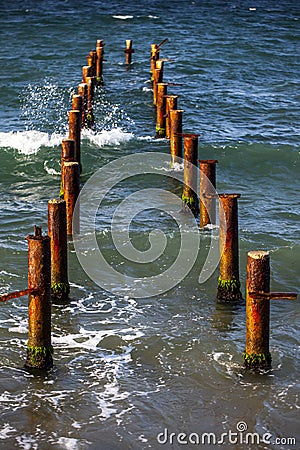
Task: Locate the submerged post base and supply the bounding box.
[25,345,53,370]
[243,351,272,370]
[51,282,70,303]
[217,277,241,302]
[182,194,199,216]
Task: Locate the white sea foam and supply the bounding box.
[0,423,17,439]
[44,160,61,176]
[0,130,63,155]
[83,128,133,147]
[57,437,82,450]
[113,15,134,20]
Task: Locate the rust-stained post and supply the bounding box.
[169,109,183,167]
[96,39,105,84]
[78,83,88,128]
[72,94,83,117]
[217,194,241,302]
[88,50,97,76]
[60,139,75,198]
[182,134,199,216]
[244,251,298,371]
[86,76,95,127]
[48,199,70,303]
[63,162,80,236]
[82,65,92,83]
[68,110,81,171]
[25,226,53,371]
[153,60,164,106]
[150,43,160,85]
[165,95,178,138]
[86,54,94,72]
[199,160,218,228]
[244,251,271,370]
[124,39,134,65]
[156,83,168,138]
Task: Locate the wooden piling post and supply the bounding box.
[88,50,97,76]
[25,226,53,370]
[156,83,168,138]
[96,39,105,84]
[82,65,92,84]
[68,110,81,171]
[153,60,164,106]
[124,39,134,65]
[63,162,80,236]
[217,194,241,302]
[150,44,159,85]
[169,109,183,167]
[182,134,199,216]
[244,251,271,369]
[48,199,70,303]
[72,94,83,117]
[60,139,75,198]
[78,83,88,128]
[165,95,178,138]
[86,76,95,127]
[199,160,218,228]
[244,252,298,370]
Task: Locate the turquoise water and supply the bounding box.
[0,1,299,449]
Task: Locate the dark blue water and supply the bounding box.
[0,1,299,449]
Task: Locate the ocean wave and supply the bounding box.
[83,128,134,147]
[113,15,134,20]
[0,130,64,155]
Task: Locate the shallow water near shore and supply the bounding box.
[0,1,299,449]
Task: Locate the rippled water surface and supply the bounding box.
[0,1,299,449]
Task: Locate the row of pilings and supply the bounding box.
[150,40,297,371]
[0,38,297,373]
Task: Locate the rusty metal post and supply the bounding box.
[169,109,183,167]
[182,134,199,216]
[153,60,164,106]
[244,251,271,369]
[124,39,134,64]
[82,65,92,83]
[68,110,81,171]
[156,83,168,138]
[78,83,88,128]
[86,54,94,72]
[96,39,105,84]
[86,76,95,127]
[25,226,53,370]
[63,162,80,236]
[72,94,83,117]
[89,50,97,76]
[48,199,70,303]
[60,139,75,198]
[199,160,218,228]
[165,95,178,138]
[217,194,241,302]
[150,43,160,85]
